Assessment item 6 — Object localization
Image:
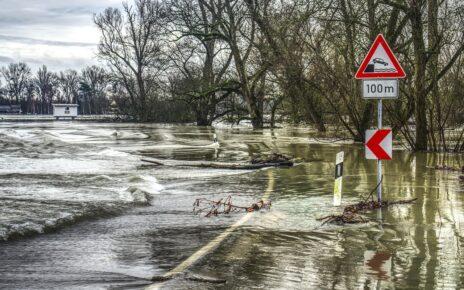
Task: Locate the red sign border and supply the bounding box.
[365,129,392,160]
[355,34,406,79]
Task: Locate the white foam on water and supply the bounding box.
[96,148,135,158]
[0,157,137,175]
[111,131,149,139]
[128,175,164,194]
[121,175,165,205]
[204,142,220,148]
[213,119,253,128]
[0,128,35,140]
[43,130,92,143]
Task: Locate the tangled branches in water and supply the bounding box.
[434,165,464,172]
[250,153,293,166]
[318,179,417,225]
[193,196,271,217]
[317,198,417,226]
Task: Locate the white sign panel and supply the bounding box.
[363,79,398,99]
[365,129,392,160]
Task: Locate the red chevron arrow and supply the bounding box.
[366,129,391,160]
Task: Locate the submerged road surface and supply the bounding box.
[0,122,463,289]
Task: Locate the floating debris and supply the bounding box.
[434,165,464,172]
[193,196,271,217]
[318,179,417,225]
[317,198,417,226]
[251,153,294,166]
[142,156,293,169]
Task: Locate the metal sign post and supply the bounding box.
[377,99,382,201]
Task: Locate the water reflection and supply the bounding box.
[0,123,463,289]
[162,135,464,289]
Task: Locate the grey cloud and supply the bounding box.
[0,34,96,47]
[0,55,15,63]
[0,0,121,71]
[0,54,100,72]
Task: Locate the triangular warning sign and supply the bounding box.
[355,34,406,79]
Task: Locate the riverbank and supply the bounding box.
[0,114,118,122]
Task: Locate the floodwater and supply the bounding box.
[0,122,463,289]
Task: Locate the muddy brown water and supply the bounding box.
[0,122,463,289]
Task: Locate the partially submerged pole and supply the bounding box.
[377,99,382,202]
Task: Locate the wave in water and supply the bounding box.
[0,201,128,242]
[0,129,80,157]
[0,174,164,242]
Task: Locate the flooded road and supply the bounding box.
[0,122,463,289]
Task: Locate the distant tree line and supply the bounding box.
[93,0,464,152]
[0,63,112,115]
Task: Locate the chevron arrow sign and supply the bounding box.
[365,129,392,160]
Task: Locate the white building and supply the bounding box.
[52,104,78,120]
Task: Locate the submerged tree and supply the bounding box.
[88,0,464,151]
[244,0,327,132]
[169,0,237,126]
[94,0,168,121]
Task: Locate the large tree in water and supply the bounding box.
[94,0,167,121]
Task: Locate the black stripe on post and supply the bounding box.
[335,163,343,179]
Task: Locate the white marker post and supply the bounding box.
[334,151,344,206]
[213,133,218,143]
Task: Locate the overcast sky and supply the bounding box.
[0,0,122,72]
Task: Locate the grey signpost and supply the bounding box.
[362,80,397,201]
[377,98,382,201]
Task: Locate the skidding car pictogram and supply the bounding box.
[373,58,388,66]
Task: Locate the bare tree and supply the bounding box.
[80,66,109,114]
[35,65,59,114]
[381,0,464,151]
[169,0,236,126]
[59,70,80,103]
[1,62,31,105]
[94,0,167,121]
[244,0,327,131]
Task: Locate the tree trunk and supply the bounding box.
[229,41,264,129]
[251,115,263,128]
[410,3,428,151]
[355,0,378,142]
[427,0,443,150]
[196,111,211,126]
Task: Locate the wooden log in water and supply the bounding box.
[141,157,293,169]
